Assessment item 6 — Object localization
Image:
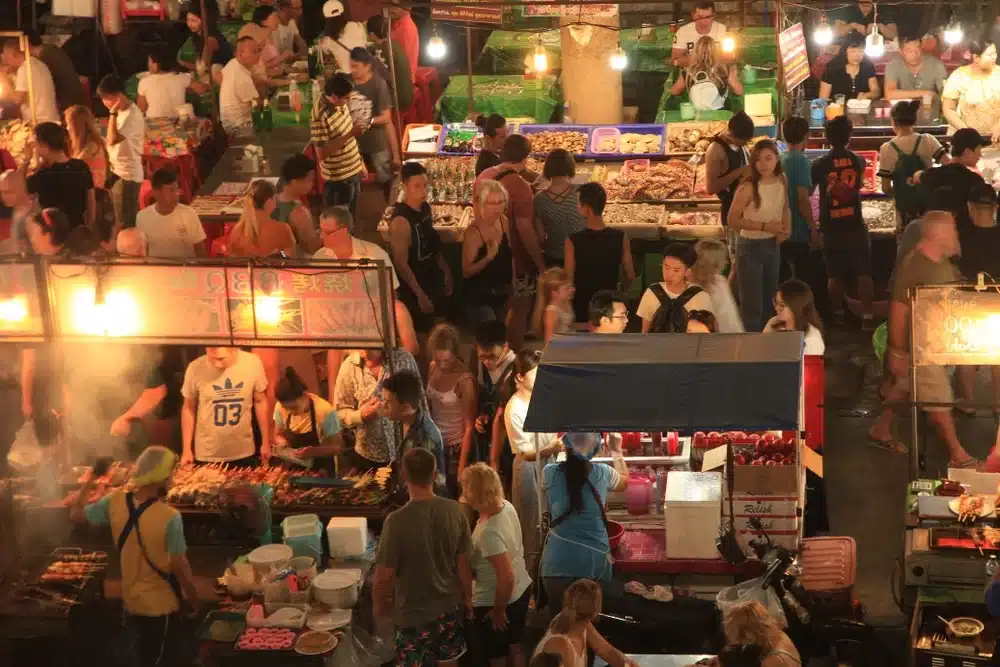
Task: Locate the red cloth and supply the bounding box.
[391,14,419,82]
[0,149,16,172]
[142,154,200,204]
[804,355,824,450]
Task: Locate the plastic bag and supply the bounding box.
[7,420,42,470]
[716,576,787,627]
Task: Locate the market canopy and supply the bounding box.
[523,332,804,433]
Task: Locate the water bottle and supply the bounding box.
[987,555,998,578]
[262,100,274,131]
[251,104,262,132]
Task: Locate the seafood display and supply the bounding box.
[664,211,722,226]
[603,203,664,226]
[620,133,663,154]
[604,160,701,201]
[862,199,896,234]
[666,122,728,153]
[527,130,588,154]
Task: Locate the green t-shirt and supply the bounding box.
[372,42,413,111]
[891,248,959,351]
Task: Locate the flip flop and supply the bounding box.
[955,405,977,417]
[866,434,908,455]
[949,458,980,470]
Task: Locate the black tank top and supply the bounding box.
[392,201,440,294]
[712,136,747,225]
[569,227,624,322]
[468,223,513,302]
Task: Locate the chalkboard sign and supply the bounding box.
[912,285,1000,366]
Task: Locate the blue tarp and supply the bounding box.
[523,332,804,433]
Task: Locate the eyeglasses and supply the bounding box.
[612,310,630,320]
[477,349,505,363]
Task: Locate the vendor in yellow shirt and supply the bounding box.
[71,446,198,667]
[274,366,344,474]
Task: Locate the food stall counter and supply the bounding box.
[597,656,715,667]
[803,100,947,149]
[438,74,562,124]
[614,527,761,577]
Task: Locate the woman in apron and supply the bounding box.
[273,367,344,475]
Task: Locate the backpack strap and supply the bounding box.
[650,282,671,308]
[889,140,905,159]
[673,285,705,310]
[909,134,922,157]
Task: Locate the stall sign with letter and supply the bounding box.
[778,23,810,92]
[912,286,1000,366]
[432,0,503,24]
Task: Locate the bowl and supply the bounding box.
[248,544,293,578]
[312,569,361,608]
[947,617,985,638]
[606,520,625,552]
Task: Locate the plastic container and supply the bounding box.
[326,517,368,559]
[626,475,652,515]
[282,514,323,562]
[248,544,294,579]
[519,124,592,156]
[198,610,246,644]
[312,569,361,608]
[287,556,318,584]
[606,520,625,551]
[590,127,621,154]
[265,581,310,613]
[614,124,668,156]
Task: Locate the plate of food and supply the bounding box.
[949,494,995,521]
[295,630,339,656]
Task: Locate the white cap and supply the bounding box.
[323,0,344,17]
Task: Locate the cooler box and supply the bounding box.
[282,514,323,561]
[664,471,722,559]
[326,517,368,559]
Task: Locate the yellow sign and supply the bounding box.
[912,286,1000,366]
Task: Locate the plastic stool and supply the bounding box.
[413,67,440,123]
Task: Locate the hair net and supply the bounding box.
[132,446,178,487]
[562,432,603,460]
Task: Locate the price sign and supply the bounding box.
[912,286,1000,366]
[778,23,810,92]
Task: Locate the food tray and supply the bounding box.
[198,610,247,643]
[591,124,667,157]
[666,121,728,154]
[235,627,300,652]
[519,124,592,156]
[402,124,442,156]
[437,123,482,156]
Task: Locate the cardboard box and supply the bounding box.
[723,497,799,518]
[703,442,822,496]
[738,530,798,551]
[729,515,799,533]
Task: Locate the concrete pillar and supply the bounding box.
[559,14,623,124]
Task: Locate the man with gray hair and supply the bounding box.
[869,209,975,468]
[116,227,148,257]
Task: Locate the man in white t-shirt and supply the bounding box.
[272,0,307,59]
[671,1,728,67]
[637,243,715,333]
[220,37,262,134]
[0,38,59,123]
[181,347,269,465]
[136,167,208,258]
[98,75,145,232]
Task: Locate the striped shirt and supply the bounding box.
[310,97,363,183]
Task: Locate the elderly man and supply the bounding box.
[0,37,59,123]
[219,36,262,135]
[884,34,947,103]
[0,169,38,253]
[869,210,975,468]
[72,446,198,667]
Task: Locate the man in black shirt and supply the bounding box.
[26,122,95,233]
[811,115,875,328]
[915,128,991,232]
[834,0,897,40]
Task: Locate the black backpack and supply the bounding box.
[889,136,927,218]
[650,283,704,333]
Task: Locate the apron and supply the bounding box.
[116,493,183,607]
[285,399,335,476]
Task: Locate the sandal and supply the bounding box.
[866,431,908,455]
[950,458,980,470]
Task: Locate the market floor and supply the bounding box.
[823,325,999,626]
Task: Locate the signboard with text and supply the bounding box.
[522,2,616,18]
[0,261,43,341]
[432,1,503,24]
[912,286,1000,366]
[45,261,394,348]
[778,23,810,92]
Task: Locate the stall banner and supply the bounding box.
[45,261,394,348]
[0,261,43,340]
[432,0,503,24]
[912,285,1000,366]
[778,23,809,92]
[523,2,616,18]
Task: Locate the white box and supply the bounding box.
[664,471,722,559]
[326,517,368,559]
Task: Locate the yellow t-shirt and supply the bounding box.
[274,393,341,439]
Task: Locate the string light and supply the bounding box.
[533,40,548,73]
[944,15,963,45]
[426,35,447,61]
[721,35,736,53]
[609,47,627,71]
[813,14,833,46]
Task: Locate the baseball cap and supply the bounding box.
[323,0,344,17]
[969,181,999,206]
[950,128,990,157]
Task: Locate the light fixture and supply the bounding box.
[426,35,446,61]
[71,287,140,337]
[609,47,628,71]
[0,295,27,324]
[721,35,736,53]
[254,294,283,327]
[865,24,884,58]
[533,42,548,73]
[813,14,833,46]
[944,17,963,45]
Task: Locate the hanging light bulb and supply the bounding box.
[426,35,447,61]
[721,35,736,53]
[609,47,628,71]
[865,24,884,58]
[944,17,963,45]
[813,14,833,46]
[533,44,548,73]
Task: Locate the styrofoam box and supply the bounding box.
[326,517,368,559]
[664,471,722,560]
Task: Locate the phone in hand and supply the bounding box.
[92,457,114,479]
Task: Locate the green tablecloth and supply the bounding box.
[177,22,244,64]
[655,76,779,124]
[438,74,561,123]
[480,27,675,74]
[267,82,314,129]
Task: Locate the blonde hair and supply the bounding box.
[460,463,504,509]
[691,238,730,287]
[532,267,572,337]
[687,36,728,90]
[426,322,463,360]
[550,580,602,633]
[235,180,277,245]
[476,178,509,215]
[64,105,109,169]
[723,601,786,652]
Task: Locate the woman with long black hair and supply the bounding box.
[539,431,628,611]
[273,366,344,475]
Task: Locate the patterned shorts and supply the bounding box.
[512,273,537,299]
[394,606,467,667]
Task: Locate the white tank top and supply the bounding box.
[740,179,786,240]
[532,631,587,667]
[426,373,472,447]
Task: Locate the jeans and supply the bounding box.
[323,173,361,221]
[128,612,184,667]
[737,236,780,332]
[110,178,141,229]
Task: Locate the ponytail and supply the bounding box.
[275,366,308,403]
[562,448,591,515]
[235,180,276,245]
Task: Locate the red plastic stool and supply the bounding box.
[413,67,440,123]
[399,87,424,135]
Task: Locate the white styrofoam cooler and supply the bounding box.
[326,516,368,559]
[664,471,722,559]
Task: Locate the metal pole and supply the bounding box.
[384,11,403,156]
[466,26,474,117]
[21,34,35,125]
[909,290,920,480]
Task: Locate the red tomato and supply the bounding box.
[765,459,778,466]
[751,457,764,466]
[733,453,746,465]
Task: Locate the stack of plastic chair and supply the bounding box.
[413,67,441,122]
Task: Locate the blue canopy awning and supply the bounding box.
[523,332,804,433]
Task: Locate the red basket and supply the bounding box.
[121,0,165,19]
[857,150,879,194]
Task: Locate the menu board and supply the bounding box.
[45,261,394,348]
[912,285,1000,366]
[523,2,616,17]
[0,261,44,341]
[778,23,810,92]
[432,0,503,24]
